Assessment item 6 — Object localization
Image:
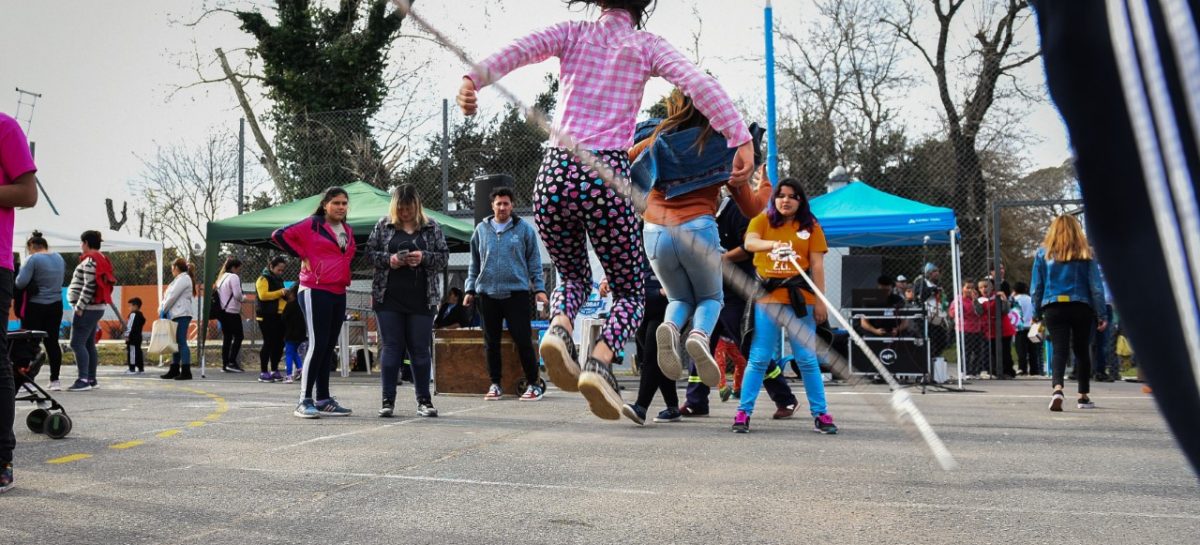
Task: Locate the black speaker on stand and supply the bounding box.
[473,174,515,225]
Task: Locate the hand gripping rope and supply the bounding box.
[390,0,957,470]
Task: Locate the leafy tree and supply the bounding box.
[234,0,413,198]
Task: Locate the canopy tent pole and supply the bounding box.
[950,227,964,390]
[200,223,221,378]
[764,0,779,186]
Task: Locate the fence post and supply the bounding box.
[441,98,450,212]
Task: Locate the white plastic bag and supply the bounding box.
[147,318,178,356]
[1027,323,1044,344]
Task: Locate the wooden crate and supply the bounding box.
[433,328,538,396]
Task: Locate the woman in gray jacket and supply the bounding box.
[159,258,196,380]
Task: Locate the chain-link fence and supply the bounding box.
[176,88,1079,377]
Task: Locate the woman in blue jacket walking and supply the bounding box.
[1030,215,1107,411]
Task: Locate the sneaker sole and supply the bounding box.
[378,409,394,418]
[813,427,838,435]
[656,324,683,380]
[686,335,721,387]
[318,409,353,417]
[1049,396,1064,412]
[517,396,544,402]
[1077,403,1095,409]
[620,405,645,426]
[293,410,320,419]
[732,426,750,434]
[539,333,581,392]
[485,396,503,401]
[578,372,622,420]
[653,416,682,423]
[417,411,438,418]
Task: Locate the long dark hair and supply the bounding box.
[313,187,349,216]
[649,88,714,152]
[221,256,242,273]
[564,0,656,28]
[766,178,815,230]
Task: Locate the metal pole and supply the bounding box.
[237,118,246,214]
[764,1,779,186]
[991,200,1003,379]
[441,99,450,212]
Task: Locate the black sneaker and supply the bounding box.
[416,399,438,417]
[315,398,352,417]
[0,462,12,493]
[223,364,245,374]
[379,398,395,418]
[66,379,92,392]
[621,403,646,426]
[653,407,682,423]
[578,357,622,420]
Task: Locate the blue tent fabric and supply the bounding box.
[809,182,957,247]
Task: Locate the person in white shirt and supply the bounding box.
[215,257,247,374]
[159,258,197,380]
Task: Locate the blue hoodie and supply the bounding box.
[465,215,545,299]
[1029,247,1107,316]
[629,119,765,203]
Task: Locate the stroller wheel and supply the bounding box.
[26,409,49,433]
[44,413,72,439]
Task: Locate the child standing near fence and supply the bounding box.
[458,0,755,420]
[124,297,146,374]
[281,285,306,384]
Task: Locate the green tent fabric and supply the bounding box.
[203,181,472,249]
[199,182,473,342]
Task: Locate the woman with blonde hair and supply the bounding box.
[1030,215,1107,411]
[365,184,448,418]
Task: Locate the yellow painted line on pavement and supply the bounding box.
[188,421,206,428]
[157,429,182,438]
[47,454,92,464]
[110,440,145,450]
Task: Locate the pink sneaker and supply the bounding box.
[731,410,750,433]
[813,413,838,434]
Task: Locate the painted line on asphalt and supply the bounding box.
[42,382,226,464]
[47,454,92,464]
[234,466,658,496]
[268,404,492,452]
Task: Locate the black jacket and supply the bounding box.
[283,300,307,343]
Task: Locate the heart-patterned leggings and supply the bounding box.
[533,148,646,353]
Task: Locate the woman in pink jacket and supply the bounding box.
[272,187,356,418]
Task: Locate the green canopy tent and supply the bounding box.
[198,181,474,373]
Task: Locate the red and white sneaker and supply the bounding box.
[519,384,545,402]
[484,384,503,401]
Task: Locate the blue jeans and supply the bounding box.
[644,216,723,336]
[171,317,191,367]
[738,303,828,417]
[70,309,104,381]
[377,311,434,401]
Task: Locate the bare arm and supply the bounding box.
[0,172,38,208]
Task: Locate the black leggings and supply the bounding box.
[635,284,678,410]
[217,311,244,368]
[298,289,345,401]
[21,301,63,381]
[258,314,285,373]
[1044,302,1095,395]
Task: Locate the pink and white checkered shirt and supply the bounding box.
[467,9,752,151]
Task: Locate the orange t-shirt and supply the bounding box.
[747,214,828,305]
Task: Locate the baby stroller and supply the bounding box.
[10,329,72,439]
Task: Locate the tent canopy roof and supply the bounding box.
[205,182,473,251]
[14,203,163,253]
[809,181,956,247]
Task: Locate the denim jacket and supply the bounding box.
[365,216,449,310]
[465,215,545,299]
[1029,247,1106,317]
[629,119,765,202]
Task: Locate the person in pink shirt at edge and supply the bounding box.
[0,112,42,493]
[455,0,755,420]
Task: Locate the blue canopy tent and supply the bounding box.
[809,181,966,387]
[809,181,957,247]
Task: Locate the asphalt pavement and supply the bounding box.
[5,368,1198,545]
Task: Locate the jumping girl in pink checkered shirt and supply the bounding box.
[457,0,755,421]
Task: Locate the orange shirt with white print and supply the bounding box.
[747,214,828,305]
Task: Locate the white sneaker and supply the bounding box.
[655,323,684,380]
[48,380,61,391]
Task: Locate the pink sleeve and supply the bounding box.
[0,117,36,185]
[647,36,752,148]
[466,22,572,88]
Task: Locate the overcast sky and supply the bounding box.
[0,0,1070,243]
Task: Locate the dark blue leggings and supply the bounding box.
[377,311,434,402]
[298,289,345,402]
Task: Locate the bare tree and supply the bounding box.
[883,0,1041,264]
[129,132,240,257]
[776,0,910,181]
